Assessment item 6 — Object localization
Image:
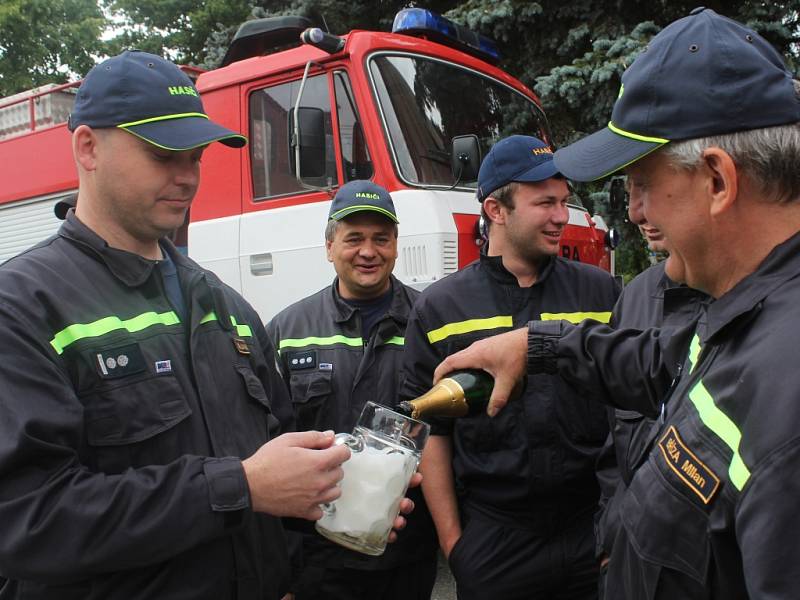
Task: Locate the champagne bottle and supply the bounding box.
[397,369,495,420]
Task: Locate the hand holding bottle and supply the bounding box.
[432,327,528,417]
[398,369,494,419]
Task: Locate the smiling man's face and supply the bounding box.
[326,212,398,300]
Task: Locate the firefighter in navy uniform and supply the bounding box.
[266,180,438,600]
[595,220,708,598]
[402,136,619,600]
[434,9,800,599]
[0,51,358,600]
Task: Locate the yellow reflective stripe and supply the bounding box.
[383,336,404,346]
[117,112,210,128]
[279,335,363,351]
[427,316,513,344]
[120,127,247,151]
[50,311,180,355]
[608,121,670,144]
[230,317,252,338]
[199,312,253,337]
[593,146,665,181]
[684,334,751,491]
[688,381,751,490]
[329,205,397,222]
[687,334,702,373]
[540,311,612,324]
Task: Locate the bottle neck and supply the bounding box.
[405,377,468,419]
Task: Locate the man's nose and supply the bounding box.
[553,204,569,225]
[628,190,645,225]
[358,241,377,257]
[174,159,200,188]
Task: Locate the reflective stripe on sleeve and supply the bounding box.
[426,316,514,344]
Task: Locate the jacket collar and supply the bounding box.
[651,260,689,299]
[704,231,800,341]
[328,275,411,326]
[59,212,196,288]
[479,249,555,287]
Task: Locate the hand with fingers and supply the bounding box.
[387,471,421,543]
[433,327,528,417]
[242,431,422,534]
[242,430,351,520]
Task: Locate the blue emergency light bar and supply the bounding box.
[392,8,501,64]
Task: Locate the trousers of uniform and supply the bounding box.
[448,510,599,600]
[293,557,437,600]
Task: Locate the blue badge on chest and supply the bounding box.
[286,349,317,370]
[658,425,720,504]
[92,343,146,379]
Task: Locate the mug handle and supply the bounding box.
[333,432,364,452]
[319,432,364,517]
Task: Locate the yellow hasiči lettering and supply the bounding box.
[167,86,198,97]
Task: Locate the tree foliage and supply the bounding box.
[0,0,104,96]
[7,0,798,278]
[446,0,800,279]
[196,0,800,279]
[104,0,253,63]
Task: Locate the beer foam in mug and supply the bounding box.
[323,444,415,536]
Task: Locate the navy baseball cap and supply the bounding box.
[477,135,559,201]
[68,50,246,151]
[328,180,399,223]
[554,7,800,182]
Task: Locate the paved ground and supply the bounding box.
[431,552,456,600]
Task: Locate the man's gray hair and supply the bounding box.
[324,218,399,242]
[662,80,800,204]
[324,219,339,243]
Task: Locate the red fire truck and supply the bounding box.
[0,9,616,320]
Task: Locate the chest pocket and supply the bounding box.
[620,453,712,590]
[235,364,281,442]
[613,409,656,485]
[82,373,191,474]
[453,399,524,454]
[289,370,334,431]
[554,376,609,443]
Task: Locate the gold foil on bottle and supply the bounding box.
[407,377,468,419]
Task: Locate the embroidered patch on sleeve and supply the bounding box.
[658,425,720,504]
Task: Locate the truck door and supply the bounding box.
[238,69,372,320]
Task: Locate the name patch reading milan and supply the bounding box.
[658,425,720,504]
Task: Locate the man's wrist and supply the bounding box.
[526,320,562,374]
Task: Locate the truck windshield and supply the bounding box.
[369,54,550,188]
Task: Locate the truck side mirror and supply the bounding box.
[605,228,621,250]
[288,106,326,179]
[450,134,481,183]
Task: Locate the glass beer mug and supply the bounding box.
[315,401,430,556]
